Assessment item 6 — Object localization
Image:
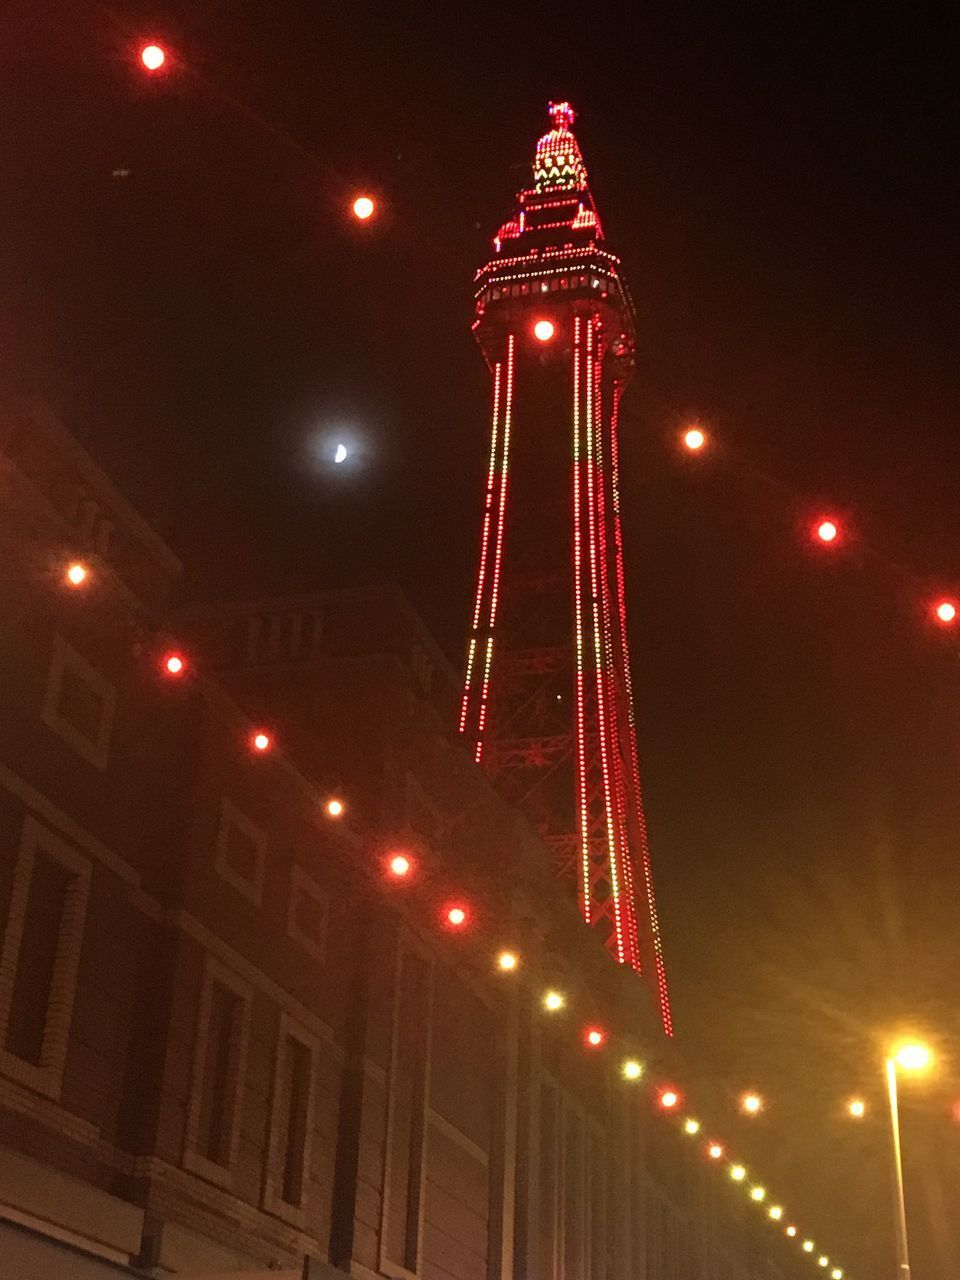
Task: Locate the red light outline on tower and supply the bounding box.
[458,101,673,1035]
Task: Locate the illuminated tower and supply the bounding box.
[459,102,672,1034]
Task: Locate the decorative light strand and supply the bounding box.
[608,382,674,1034]
[572,314,593,921]
[459,358,503,733]
[475,333,515,762]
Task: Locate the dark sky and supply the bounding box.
[3,2,959,1274]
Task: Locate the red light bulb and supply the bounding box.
[933,599,957,625]
[251,731,271,753]
[387,853,412,879]
[140,44,166,72]
[659,1088,680,1109]
[533,319,555,342]
[352,196,375,221]
[814,519,839,544]
[445,904,468,928]
[162,652,186,677]
[584,1026,606,1048]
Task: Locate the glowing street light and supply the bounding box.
[533,319,556,343]
[140,43,166,72]
[885,1038,934,1280]
[682,426,706,452]
[894,1042,932,1073]
[352,195,375,221]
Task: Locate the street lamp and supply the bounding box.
[885,1040,933,1280]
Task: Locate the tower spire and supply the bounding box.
[460,104,673,1035]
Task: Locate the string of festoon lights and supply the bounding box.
[678,424,958,626]
[59,552,847,1278]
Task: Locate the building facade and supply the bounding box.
[0,397,794,1278]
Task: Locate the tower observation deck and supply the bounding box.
[459,102,672,1034]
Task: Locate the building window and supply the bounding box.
[184,957,252,1187]
[41,635,116,770]
[0,817,91,1100]
[286,865,328,963]
[263,1012,318,1222]
[380,940,434,1277]
[214,798,266,905]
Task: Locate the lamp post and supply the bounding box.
[884,1041,932,1280]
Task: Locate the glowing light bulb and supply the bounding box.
[769,1205,783,1221]
[446,905,468,928]
[497,950,519,972]
[140,44,166,71]
[815,519,839,544]
[387,853,411,879]
[622,1059,643,1081]
[162,652,185,677]
[584,1027,605,1048]
[818,1257,829,1268]
[893,1041,932,1072]
[933,599,957,625]
[708,1143,724,1160]
[325,797,344,818]
[730,1165,746,1182]
[803,1240,815,1253]
[65,562,88,587]
[832,1270,843,1279]
[740,1092,763,1116]
[334,443,348,464]
[533,319,555,342]
[786,1226,797,1238]
[659,1089,680,1110]
[684,1118,701,1135]
[543,990,565,1012]
[847,1097,866,1119]
[352,196,375,220]
[682,427,706,452]
[751,1186,766,1202]
[251,731,271,752]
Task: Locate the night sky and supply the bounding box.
[3,2,959,1274]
